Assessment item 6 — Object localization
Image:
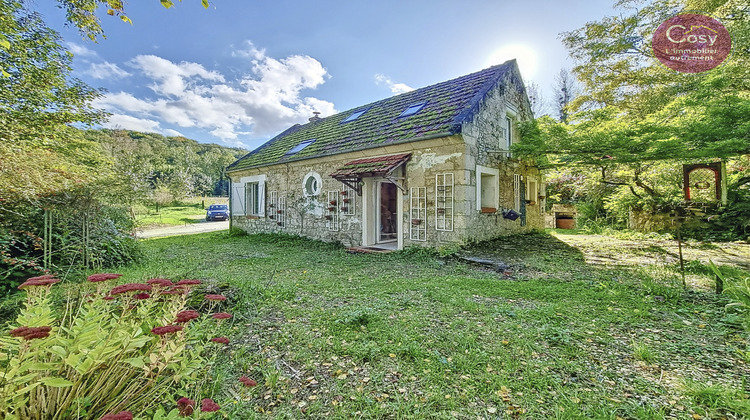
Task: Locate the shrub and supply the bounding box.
[0,274,232,419]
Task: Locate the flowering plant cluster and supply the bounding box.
[0,274,242,419]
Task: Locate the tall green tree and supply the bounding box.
[552,0,750,164]
[0,0,107,204]
[516,0,750,235]
[0,1,140,288]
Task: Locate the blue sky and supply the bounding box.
[37,1,616,150]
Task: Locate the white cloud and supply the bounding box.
[95,44,336,145]
[374,73,414,95]
[85,62,131,80]
[66,42,98,58]
[162,129,184,137]
[103,114,162,133]
[128,55,225,97]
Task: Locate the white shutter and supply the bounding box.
[231,181,246,216]
[258,181,266,217]
[513,174,521,211]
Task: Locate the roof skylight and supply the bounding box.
[284,139,315,156]
[399,101,427,117]
[342,108,368,123]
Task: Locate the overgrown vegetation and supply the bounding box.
[0,273,233,419]
[27,230,743,419]
[516,0,750,241]
[0,1,245,294]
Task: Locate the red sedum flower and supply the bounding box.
[176,397,195,417]
[204,294,227,301]
[200,398,220,412]
[239,376,257,387]
[133,293,150,300]
[151,325,184,336]
[160,286,186,295]
[147,278,173,287]
[210,337,229,345]
[212,312,232,320]
[175,310,200,323]
[18,277,60,289]
[9,326,51,341]
[100,411,133,420]
[26,274,56,281]
[175,279,201,286]
[110,283,151,296]
[87,273,123,283]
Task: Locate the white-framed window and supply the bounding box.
[513,174,522,212]
[476,165,499,212]
[246,182,260,216]
[303,171,322,197]
[526,177,538,204]
[505,116,513,149]
[231,174,266,216]
[278,196,287,227]
[503,107,518,157]
[410,187,427,241]
[436,173,454,232]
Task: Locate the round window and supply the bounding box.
[302,172,322,197]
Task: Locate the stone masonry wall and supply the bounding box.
[457,71,544,243]
[228,72,543,248]
[228,137,471,248]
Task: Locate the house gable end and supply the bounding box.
[227,60,520,173]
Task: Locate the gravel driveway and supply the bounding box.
[136,220,229,239]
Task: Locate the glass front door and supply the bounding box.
[378,182,398,243]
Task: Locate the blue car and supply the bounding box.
[205,204,229,221]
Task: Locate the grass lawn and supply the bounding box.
[134,198,228,228]
[103,232,750,418]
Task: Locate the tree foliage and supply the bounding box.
[516,0,750,238]
[0,0,107,205]
[83,129,246,202]
[519,0,749,165]
[55,0,210,41]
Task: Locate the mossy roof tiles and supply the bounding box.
[227,60,517,172]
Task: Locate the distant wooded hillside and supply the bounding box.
[83,129,247,198]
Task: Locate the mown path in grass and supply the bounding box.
[121,232,749,419]
[553,232,750,271]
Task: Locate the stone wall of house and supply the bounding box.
[229,137,473,248]
[227,72,543,248]
[453,71,544,244]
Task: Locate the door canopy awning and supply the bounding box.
[330,153,411,195]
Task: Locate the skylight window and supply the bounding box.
[284,139,315,156]
[342,109,368,123]
[399,101,427,117]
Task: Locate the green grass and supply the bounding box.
[26,232,750,418]
[134,198,227,228]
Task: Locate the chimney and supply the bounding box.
[308,111,321,122]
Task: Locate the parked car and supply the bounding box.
[205,204,229,221]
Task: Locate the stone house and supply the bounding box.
[226,59,544,250]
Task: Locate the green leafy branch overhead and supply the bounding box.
[514,0,750,168]
[57,0,210,41]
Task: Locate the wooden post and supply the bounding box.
[676,224,686,289]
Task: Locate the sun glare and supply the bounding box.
[487,44,539,80]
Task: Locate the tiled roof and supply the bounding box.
[330,153,411,179]
[227,60,519,172]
